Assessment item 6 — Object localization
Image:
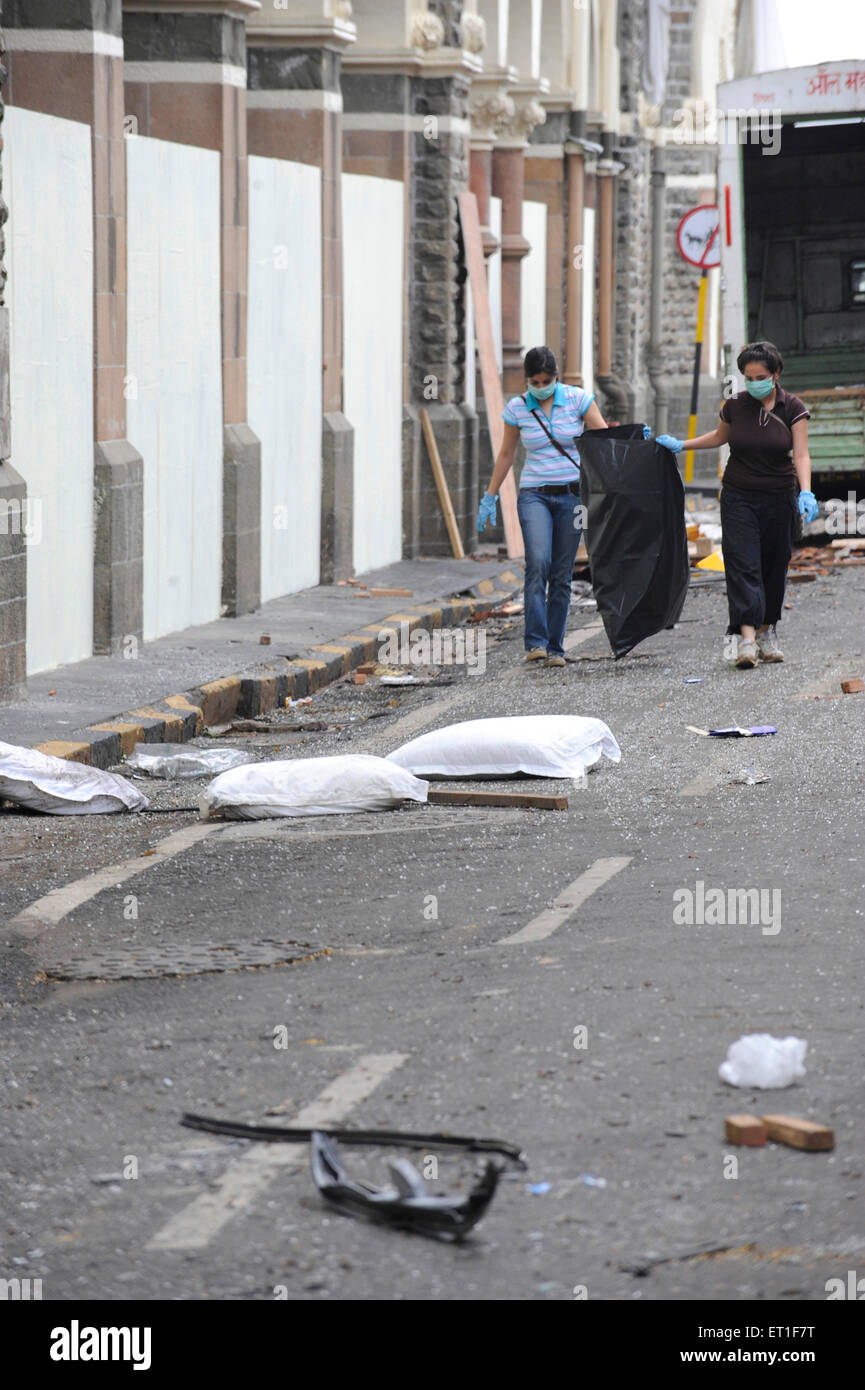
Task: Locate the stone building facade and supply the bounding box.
[0,0,747,700]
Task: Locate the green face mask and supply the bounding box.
[529,380,556,400]
[745,377,775,400]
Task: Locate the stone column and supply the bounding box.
[407,61,478,556]
[246,11,355,582]
[123,0,261,616]
[469,83,510,263]
[563,139,585,386]
[5,0,144,658]
[0,6,25,701]
[343,7,480,559]
[491,95,545,395]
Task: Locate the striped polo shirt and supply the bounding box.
[502,382,595,486]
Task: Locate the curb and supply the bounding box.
[35,569,525,768]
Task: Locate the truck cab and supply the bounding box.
[717,63,865,499]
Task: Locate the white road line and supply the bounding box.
[8,824,217,939]
[497,856,632,945]
[563,620,604,652]
[373,695,461,744]
[216,814,521,844]
[791,665,857,701]
[679,771,717,796]
[146,1052,408,1252]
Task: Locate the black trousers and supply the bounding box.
[720,484,796,634]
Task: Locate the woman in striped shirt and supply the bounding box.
[477,346,607,665]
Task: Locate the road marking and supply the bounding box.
[146,1052,408,1251]
[680,771,717,796]
[8,824,217,939]
[372,695,461,744]
[563,620,604,652]
[496,856,632,945]
[791,666,856,701]
[215,814,523,844]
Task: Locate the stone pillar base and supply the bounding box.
[93,441,144,657]
[320,412,354,582]
[222,423,261,617]
[405,402,479,557]
[0,462,27,701]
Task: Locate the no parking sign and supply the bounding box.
[676,204,720,268]
[675,205,719,481]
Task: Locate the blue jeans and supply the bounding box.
[517,487,583,655]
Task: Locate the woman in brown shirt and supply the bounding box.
[656,341,816,668]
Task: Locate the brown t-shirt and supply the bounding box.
[719,386,810,492]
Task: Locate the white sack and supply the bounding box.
[719,1034,807,1089]
[199,753,429,820]
[0,740,149,814]
[386,715,621,779]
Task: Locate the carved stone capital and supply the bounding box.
[460,11,486,54]
[469,86,515,146]
[410,8,445,52]
[494,97,547,148]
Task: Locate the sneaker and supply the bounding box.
[525,647,548,662]
[757,630,784,662]
[546,654,566,667]
[735,638,759,669]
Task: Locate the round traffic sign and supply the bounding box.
[676,205,720,268]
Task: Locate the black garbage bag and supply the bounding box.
[577,424,689,659]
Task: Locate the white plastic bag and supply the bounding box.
[199,753,428,820]
[124,743,255,779]
[719,1034,807,1088]
[0,740,149,814]
[386,715,621,780]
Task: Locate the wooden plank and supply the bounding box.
[458,190,522,559]
[760,1114,834,1151]
[724,1115,768,1147]
[419,408,465,559]
[426,788,568,810]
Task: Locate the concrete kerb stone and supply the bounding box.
[34,740,95,765]
[186,676,243,729]
[34,570,525,767]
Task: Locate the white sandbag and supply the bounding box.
[0,740,149,814]
[199,753,429,820]
[124,742,255,779]
[386,715,621,780]
[719,1034,807,1089]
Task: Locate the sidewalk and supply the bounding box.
[0,553,525,766]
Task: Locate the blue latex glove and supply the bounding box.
[477,492,498,531]
[642,425,652,439]
[798,490,818,524]
[656,434,684,453]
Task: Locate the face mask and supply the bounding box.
[529,380,556,400]
[745,376,775,400]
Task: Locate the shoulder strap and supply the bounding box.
[769,390,793,435]
[522,395,580,472]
